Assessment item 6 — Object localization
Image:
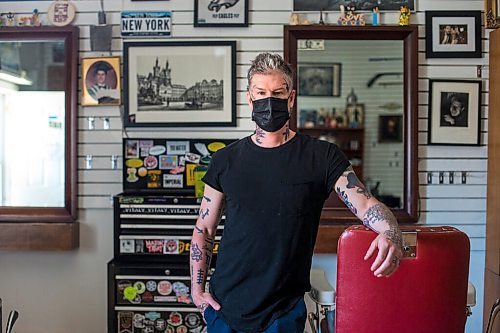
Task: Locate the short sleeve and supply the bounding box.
[202,151,223,192]
[325,143,351,195]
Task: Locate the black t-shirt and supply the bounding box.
[202,133,350,332]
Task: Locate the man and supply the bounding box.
[190,53,403,333]
[87,61,117,104]
[441,93,468,127]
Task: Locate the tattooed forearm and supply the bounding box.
[336,186,358,214]
[384,224,403,248]
[199,208,210,219]
[196,269,205,285]
[342,166,371,199]
[255,127,266,145]
[203,195,211,203]
[363,203,402,247]
[194,225,203,234]
[191,243,203,262]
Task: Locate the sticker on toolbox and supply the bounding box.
[134,281,146,294]
[144,240,164,254]
[125,140,139,159]
[120,240,135,253]
[163,174,183,188]
[139,140,154,156]
[159,155,178,170]
[147,170,162,188]
[146,280,157,292]
[118,311,133,330]
[167,311,183,326]
[157,280,173,295]
[133,313,145,328]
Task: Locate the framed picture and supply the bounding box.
[428,80,482,146]
[425,11,482,58]
[293,0,414,11]
[298,63,341,97]
[81,56,121,106]
[123,41,236,127]
[379,115,403,143]
[194,0,248,27]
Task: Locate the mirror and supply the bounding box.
[284,25,418,225]
[0,26,78,227]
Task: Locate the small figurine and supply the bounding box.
[1,12,16,26]
[290,13,300,25]
[338,3,365,26]
[399,6,410,26]
[372,6,380,26]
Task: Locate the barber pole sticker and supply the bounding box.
[121,12,172,37]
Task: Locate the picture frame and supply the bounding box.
[428,79,482,146]
[425,11,482,58]
[81,56,121,106]
[293,0,414,11]
[485,0,500,28]
[379,115,403,143]
[194,0,248,27]
[123,41,236,127]
[298,63,341,97]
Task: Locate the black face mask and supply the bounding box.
[251,97,290,132]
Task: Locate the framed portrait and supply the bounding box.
[379,115,403,143]
[428,79,482,146]
[81,56,121,106]
[425,11,482,58]
[298,63,341,97]
[194,0,248,27]
[293,0,414,11]
[123,41,236,127]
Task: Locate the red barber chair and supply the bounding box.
[309,226,474,333]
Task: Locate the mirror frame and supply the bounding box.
[284,25,418,250]
[0,26,79,250]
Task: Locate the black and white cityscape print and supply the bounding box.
[136,56,224,111]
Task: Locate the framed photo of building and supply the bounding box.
[123,41,236,127]
[81,56,121,106]
[194,0,248,27]
[293,0,414,11]
[425,11,482,58]
[298,63,341,97]
[428,79,482,146]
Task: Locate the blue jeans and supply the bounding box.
[204,297,307,333]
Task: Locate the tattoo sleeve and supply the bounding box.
[363,203,403,248]
[342,166,371,199]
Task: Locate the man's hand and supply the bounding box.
[364,233,404,277]
[192,291,221,321]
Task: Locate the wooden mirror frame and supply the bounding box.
[284,25,419,252]
[0,26,79,250]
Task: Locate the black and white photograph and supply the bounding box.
[293,0,414,11]
[194,0,248,27]
[426,11,481,58]
[439,24,468,45]
[123,41,236,127]
[298,63,341,97]
[439,92,469,127]
[428,79,481,146]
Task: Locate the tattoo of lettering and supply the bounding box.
[336,186,358,214]
[203,195,211,203]
[196,269,205,285]
[194,225,203,234]
[255,127,266,145]
[199,208,209,219]
[191,243,203,262]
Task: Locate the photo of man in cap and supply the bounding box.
[85,60,119,105]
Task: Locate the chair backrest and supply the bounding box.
[336,225,470,333]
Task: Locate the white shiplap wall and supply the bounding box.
[0,1,488,332]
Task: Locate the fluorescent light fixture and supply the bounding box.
[0,70,32,86]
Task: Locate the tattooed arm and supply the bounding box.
[190,184,224,314]
[335,166,403,277]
